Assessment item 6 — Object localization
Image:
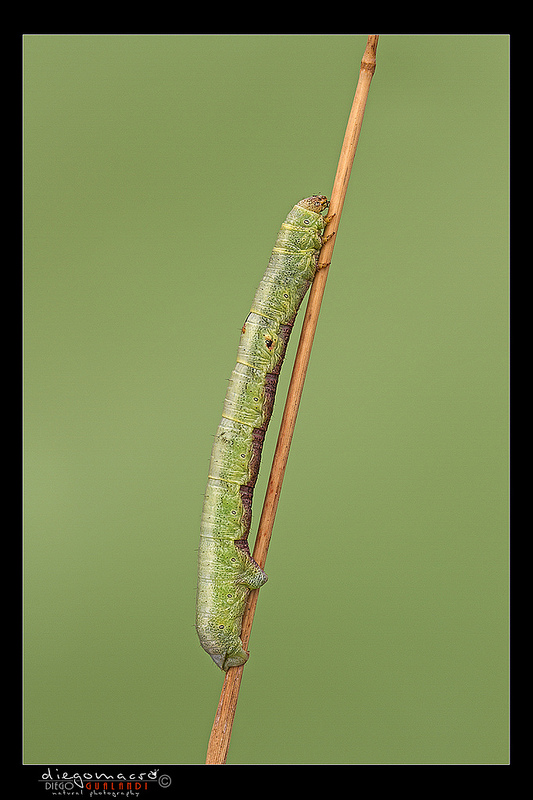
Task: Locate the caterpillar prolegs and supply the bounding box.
[196,195,331,670]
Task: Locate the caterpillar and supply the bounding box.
[196,195,331,670]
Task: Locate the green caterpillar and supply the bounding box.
[196,195,331,670]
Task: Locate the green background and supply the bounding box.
[23,35,509,765]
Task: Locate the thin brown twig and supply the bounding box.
[205,34,379,766]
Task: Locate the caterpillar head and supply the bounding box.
[297,195,329,215]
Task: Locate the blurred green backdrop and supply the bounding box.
[23,34,509,765]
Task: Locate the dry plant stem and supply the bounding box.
[205,34,379,766]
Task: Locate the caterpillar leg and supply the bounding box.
[234,538,268,589]
[316,228,335,270]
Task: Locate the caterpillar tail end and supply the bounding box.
[197,629,250,670]
[196,618,251,671]
[209,645,249,671]
[196,550,268,671]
